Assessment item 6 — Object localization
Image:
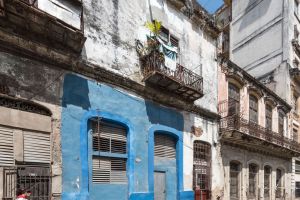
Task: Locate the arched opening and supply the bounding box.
[230,161,241,200]
[275,168,285,199]
[193,141,211,200]
[248,163,259,199]
[264,165,272,200]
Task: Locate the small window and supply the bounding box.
[265,105,272,130]
[278,111,285,135]
[248,163,258,199]
[264,166,271,198]
[91,120,128,184]
[296,161,300,174]
[228,83,240,115]
[295,0,299,15]
[230,161,241,200]
[296,182,300,198]
[294,128,299,142]
[249,95,258,123]
[295,25,299,40]
[154,134,176,159]
[276,168,284,198]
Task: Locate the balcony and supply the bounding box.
[0,0,85,54]
[218,101,300,157]
[140,50,203,101]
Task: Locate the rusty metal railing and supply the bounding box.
[141,50,203,93]
[219,114,300,152]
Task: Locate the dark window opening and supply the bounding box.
[264,166,271,198]
[278,111,285,135]
[228,83,240,116]
[249,95,258,123]
[265,105,272,130]
[248,163,258,199]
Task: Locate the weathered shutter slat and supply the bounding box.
[0,126,14,165]
[24,131,50,163]
[154,134,176,159]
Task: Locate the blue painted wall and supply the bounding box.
[61,74,194,200]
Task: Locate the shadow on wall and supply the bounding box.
[238,0,271,31]
[145,100,184,131]
[62,74,91,110]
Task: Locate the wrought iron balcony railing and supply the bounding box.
[141,50,203,101]
[218,100,300,153]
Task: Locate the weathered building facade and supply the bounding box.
[216,0,300,199]
[218,59,300,199]
[0,0,221,200]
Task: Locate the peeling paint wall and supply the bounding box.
[82,0,218,113]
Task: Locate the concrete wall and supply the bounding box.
[229,0,294,102]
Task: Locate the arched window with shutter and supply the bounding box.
[91,119,128,184]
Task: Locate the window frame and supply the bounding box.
[159,26,179,48]
[264,166,272,198]
[278,110,285,135]
[228,82,240,116]
[249,95,259,124]
[248,163,259,199]
[265,104,273,131]
[90,119,128,184]
[230,161,241,200]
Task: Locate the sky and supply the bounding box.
[197,0,224,14]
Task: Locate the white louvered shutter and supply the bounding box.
[154,134,176,159]
[24,131,50,163]
[92,157,127,184]
[92,121,127,153]
[0,126,14,165]
[92,121,127,184]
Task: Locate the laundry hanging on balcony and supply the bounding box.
[157,37,178,71]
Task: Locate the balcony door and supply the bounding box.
[228,83,240,116]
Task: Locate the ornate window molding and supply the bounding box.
[0,94,51,116]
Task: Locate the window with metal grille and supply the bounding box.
[264,166,271,198]
[249,95,258,123]
[91,119,127,184]
[154,134,176,159]
[230,161,241,200]
[228,83,240,116]
[3,166,51,200]
[193,141,211,191]
[265,105,272,130]
[248,163,258,199]
[278,111,285,135]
